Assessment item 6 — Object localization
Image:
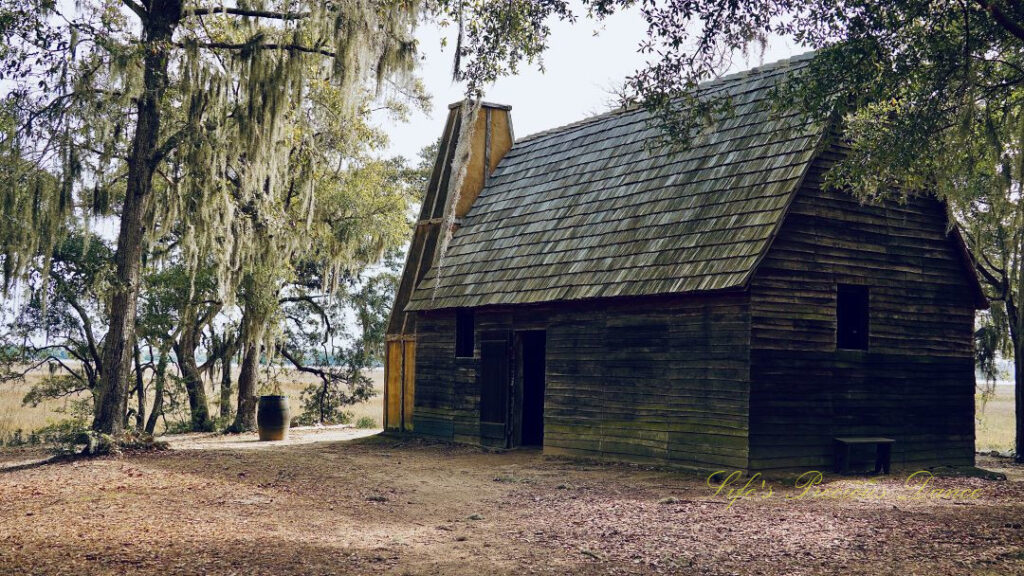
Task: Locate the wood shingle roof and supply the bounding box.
[407,53,825,311]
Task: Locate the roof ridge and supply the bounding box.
[513,50,817,147]
[703,49,816,88]
[405,50,827,311]
[512,104,639,146]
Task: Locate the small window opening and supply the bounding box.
[837,284,869,350]
[455,310,474,357]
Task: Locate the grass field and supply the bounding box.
[0,366,384,444]
[977,383,1015,452]
[0,367,1016,452]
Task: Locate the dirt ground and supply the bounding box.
[0,434,1023,576]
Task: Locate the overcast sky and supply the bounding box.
[379,6,805,161]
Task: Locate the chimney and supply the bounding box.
[446,101,515,218]
[420,101,515,222]
[382,100,514,432]
[386,100,514,337]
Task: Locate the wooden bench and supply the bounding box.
[833,437,895,475]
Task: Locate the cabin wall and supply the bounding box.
[748,151,977,470]
[413,293,752,470]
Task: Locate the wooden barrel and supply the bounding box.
[257,395,290,441]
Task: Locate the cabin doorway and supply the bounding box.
[513,330,546,448]
[479,329,546,449]
[479,331,512,447]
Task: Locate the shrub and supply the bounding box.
[0,429,26,447]
[35,418,91,455]
[355,416,377,429]
[162,419,195,435]
[296,347,374,425]
[292,410,353,427]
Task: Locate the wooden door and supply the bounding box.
[385,338,415,431]
[479,331,511,447]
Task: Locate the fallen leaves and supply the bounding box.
[0,438,1021,575]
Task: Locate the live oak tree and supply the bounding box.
[213,53,421,429]
[1,0,422,435]
[274,151,429,428]
[1,0,574,436]
[137,262,223,432]
[229,146,416,431]
[274,142,433,427]
[942,104,1024,460]
[0,232,112,414]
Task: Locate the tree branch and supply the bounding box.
[184,6,311,21]
[64,293,103,371]
[196,302,223,332]
[153,128,187,164]
[48,356,88,388]
[279,294,328,303]
[278,345,336,382]
[50,343,88,368]
[281,293,333,340]
[2,353,85,389]
[975,0,1024,42]
[976,258,1008,298]
[121,0,148,23]
[183,41,336,58]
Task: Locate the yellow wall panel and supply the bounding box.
[385,341,403,430]
[402,340,416,431]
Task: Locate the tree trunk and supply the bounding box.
[1015,346,1023,463]
[93,2,182,435]
[319,379,329,423]
[220,352,234,419]
[174,334,214,432]
[232,342,260,432]
[145,353,168,435]
[1004,290,1023,463]
[133,342,146,431]
[173,301,214,432]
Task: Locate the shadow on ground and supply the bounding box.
[1,434,1023,575]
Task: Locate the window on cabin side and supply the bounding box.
[455,310,475,357]
[836,284,869,350]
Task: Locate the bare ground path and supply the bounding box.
[163,424,382,451]
[0,434,1022,575]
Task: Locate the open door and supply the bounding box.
[511,331,546,448]
[479,331,511,447]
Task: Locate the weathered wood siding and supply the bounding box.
[413,293,752,469]
[748,151,977,470]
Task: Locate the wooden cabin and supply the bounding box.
[384,54,987,471]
